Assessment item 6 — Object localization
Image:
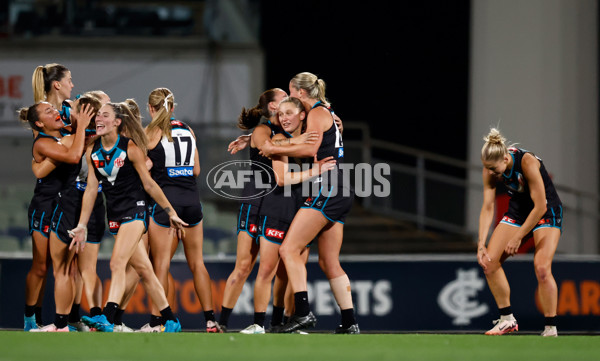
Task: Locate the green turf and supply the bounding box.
[0,332,598,361]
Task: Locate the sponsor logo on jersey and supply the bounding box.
[168,167,194,177]
[338,147,344,158]
[266,228,284,239]
[93,160,105,168]
[136,201,146,207]
[114,157,125,168]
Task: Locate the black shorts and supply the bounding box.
[501,204,563,232]
[257,215,290,245]
[150,203,203,228]
[237,203,260,239]
[108,204,147,235]
[299,184,354,223]
[28,207,53,238]
[50,198,106,244]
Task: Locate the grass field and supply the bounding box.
[0,332,598,361]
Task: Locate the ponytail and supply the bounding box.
[147,87,175,141]
[31,63,70,103]
[238,88,284,130]
[18,103,43,132]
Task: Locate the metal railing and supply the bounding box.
[342,122,600,253]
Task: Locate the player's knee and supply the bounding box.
[534,262,552,282]
[481,261,500,275]
[109,258,127,273]
[319,258,342,278]
[31,262,48,277]
[235,259,253,277]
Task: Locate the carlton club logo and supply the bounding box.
[206,160,277,201]
[437,268,489,325]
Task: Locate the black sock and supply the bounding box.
[545,316,557,327]
[294,292,310,317]
[34,307,43,324]
[113,309,125,326]
[90,307,102,317]
[341,308,357,328]
[24,305,36,318]
[253,312,266,327]
[69,304,80,323]
[160,306,176,322]
[55,314,68,329]
[219,307,233,327]
[283,315,290,324]
[102,302,119,324]
[271,306,285,326]
[149,315,162,327]
[499,306,512,316]
[203,310,216,322]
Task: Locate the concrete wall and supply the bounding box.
[468,0,598,253]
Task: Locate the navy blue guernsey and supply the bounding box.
[260,131,300,220]
[502,148,562,214]
[311,102,346,194]
[30,133,75,206]
[313,102,344,162]
[242,120,281,205]
[91,135,146,220]
[147,120,199,206]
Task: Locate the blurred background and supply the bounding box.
[0,0,599,332]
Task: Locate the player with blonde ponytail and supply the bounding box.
[478,128,562,337]
[143,88,221,332]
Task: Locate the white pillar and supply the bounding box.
[467,0,598,253]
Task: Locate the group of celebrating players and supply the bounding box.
[19,62,562,337]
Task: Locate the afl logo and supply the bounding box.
[114,157,125,168]
[206,160,277,200]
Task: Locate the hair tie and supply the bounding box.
[163,93,173,112]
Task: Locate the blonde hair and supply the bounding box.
[481,128,516,161]
[147,87,175,141]
[108,100,148,154]
[32,63,69,103]
[290,72,330,107]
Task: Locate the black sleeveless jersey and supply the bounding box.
[29,132,74,208]
[242,120,281,206]
[307,102,346,195]
[313,102,344,162]
[502,148,562,211]
[259,131,301,221]
[147,120,199,206]
[91,135,146,220]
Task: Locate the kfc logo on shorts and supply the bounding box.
[42,225,50,233]
[249,224,257,233]
[109,221,120,231]
[501,216,516,224]
[266,228,284,240]
[114,157,125,168]
[304,197,313,206]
